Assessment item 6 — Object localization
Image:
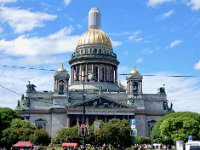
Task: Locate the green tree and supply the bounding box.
[151,112,200,144]
[98,119,132,149]
[31,129,51,146]
[0,107,22,147]
[52,125,80,144]
[0,108,21,134]
[1,118,36,148]
[136,136,151,144]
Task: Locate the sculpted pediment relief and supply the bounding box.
[71,96,129,109]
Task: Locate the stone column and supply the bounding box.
[104,66,106,82]
[86,116,89,127]
[71,66,73,83]
[76,116,80,126]
[92,64,94,80]
[115,68,118,82]
[79,64,83,81]
[67,115,70,128]
[86,64,88,81]
[104,116,108,122]
[98,64,100,81]
[111,66,113,82]
[75,65,78,81]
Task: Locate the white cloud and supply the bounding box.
[0,7,57,33]
[64,0,71,6]
[194,60,200,70]
[169,40,182,48]
[142,72,200,113]
[0,0,17,4]
[0,26,79,56]
[128,32,143,43]
[186,0,200,11]
[141,48,153,54]
[111,40,122,47]
[147,0,173,7]
[136,58,144,63]
[159,9,174,19]
[0,69,53,108]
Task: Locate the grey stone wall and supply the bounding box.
[135,115,146,136]
[29,114,52,136]
[51,113,66,137]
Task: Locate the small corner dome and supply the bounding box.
[130,67,139,75]
[127,67,141,79]
[54,64,69,78]
[57,64,67,72]
[56,64,67,74]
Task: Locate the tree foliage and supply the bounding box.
[0,107,22,147]
[53,119,132,149]
[136,136,151,144]
[0,108,21,134]
[52,125,80,144]
[1,119,36,148]
[151,112,200,144]
[31,129,51,146]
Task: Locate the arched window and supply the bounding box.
[133,82,138,93]
[59,80,64,94]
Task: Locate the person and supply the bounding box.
[73,146,77,150]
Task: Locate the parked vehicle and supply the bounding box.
[185,141,200,150]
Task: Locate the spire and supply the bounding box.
[88,7,101,29]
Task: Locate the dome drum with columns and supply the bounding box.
[69,7,120,91]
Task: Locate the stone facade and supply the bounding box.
[16,7,173,137]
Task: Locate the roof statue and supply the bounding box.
[26,81,36,93]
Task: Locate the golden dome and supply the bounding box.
[127,67,140,79]
[57,64,66,72]
[130,67,139,75]
[77,29,112,48]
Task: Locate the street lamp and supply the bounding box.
[80,73,92,150]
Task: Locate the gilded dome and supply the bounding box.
[57,64,66,72]
[130,67,139,75]
[127,67,141,79]
[77,29,112,48]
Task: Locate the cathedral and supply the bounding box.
[16,8,173,137]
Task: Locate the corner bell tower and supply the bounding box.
[54,64,70,94]
[126,67,143,96]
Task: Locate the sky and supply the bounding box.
[0,0,200,113]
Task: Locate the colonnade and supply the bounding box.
[66,114,132,128]
[71,63,118,83]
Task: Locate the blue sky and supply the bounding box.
[0,0,200,113]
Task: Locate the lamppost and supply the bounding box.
[80,73,92,150]
[81,75,86,150]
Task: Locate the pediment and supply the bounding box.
[34,118,46,123]
[71,95,130,109]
